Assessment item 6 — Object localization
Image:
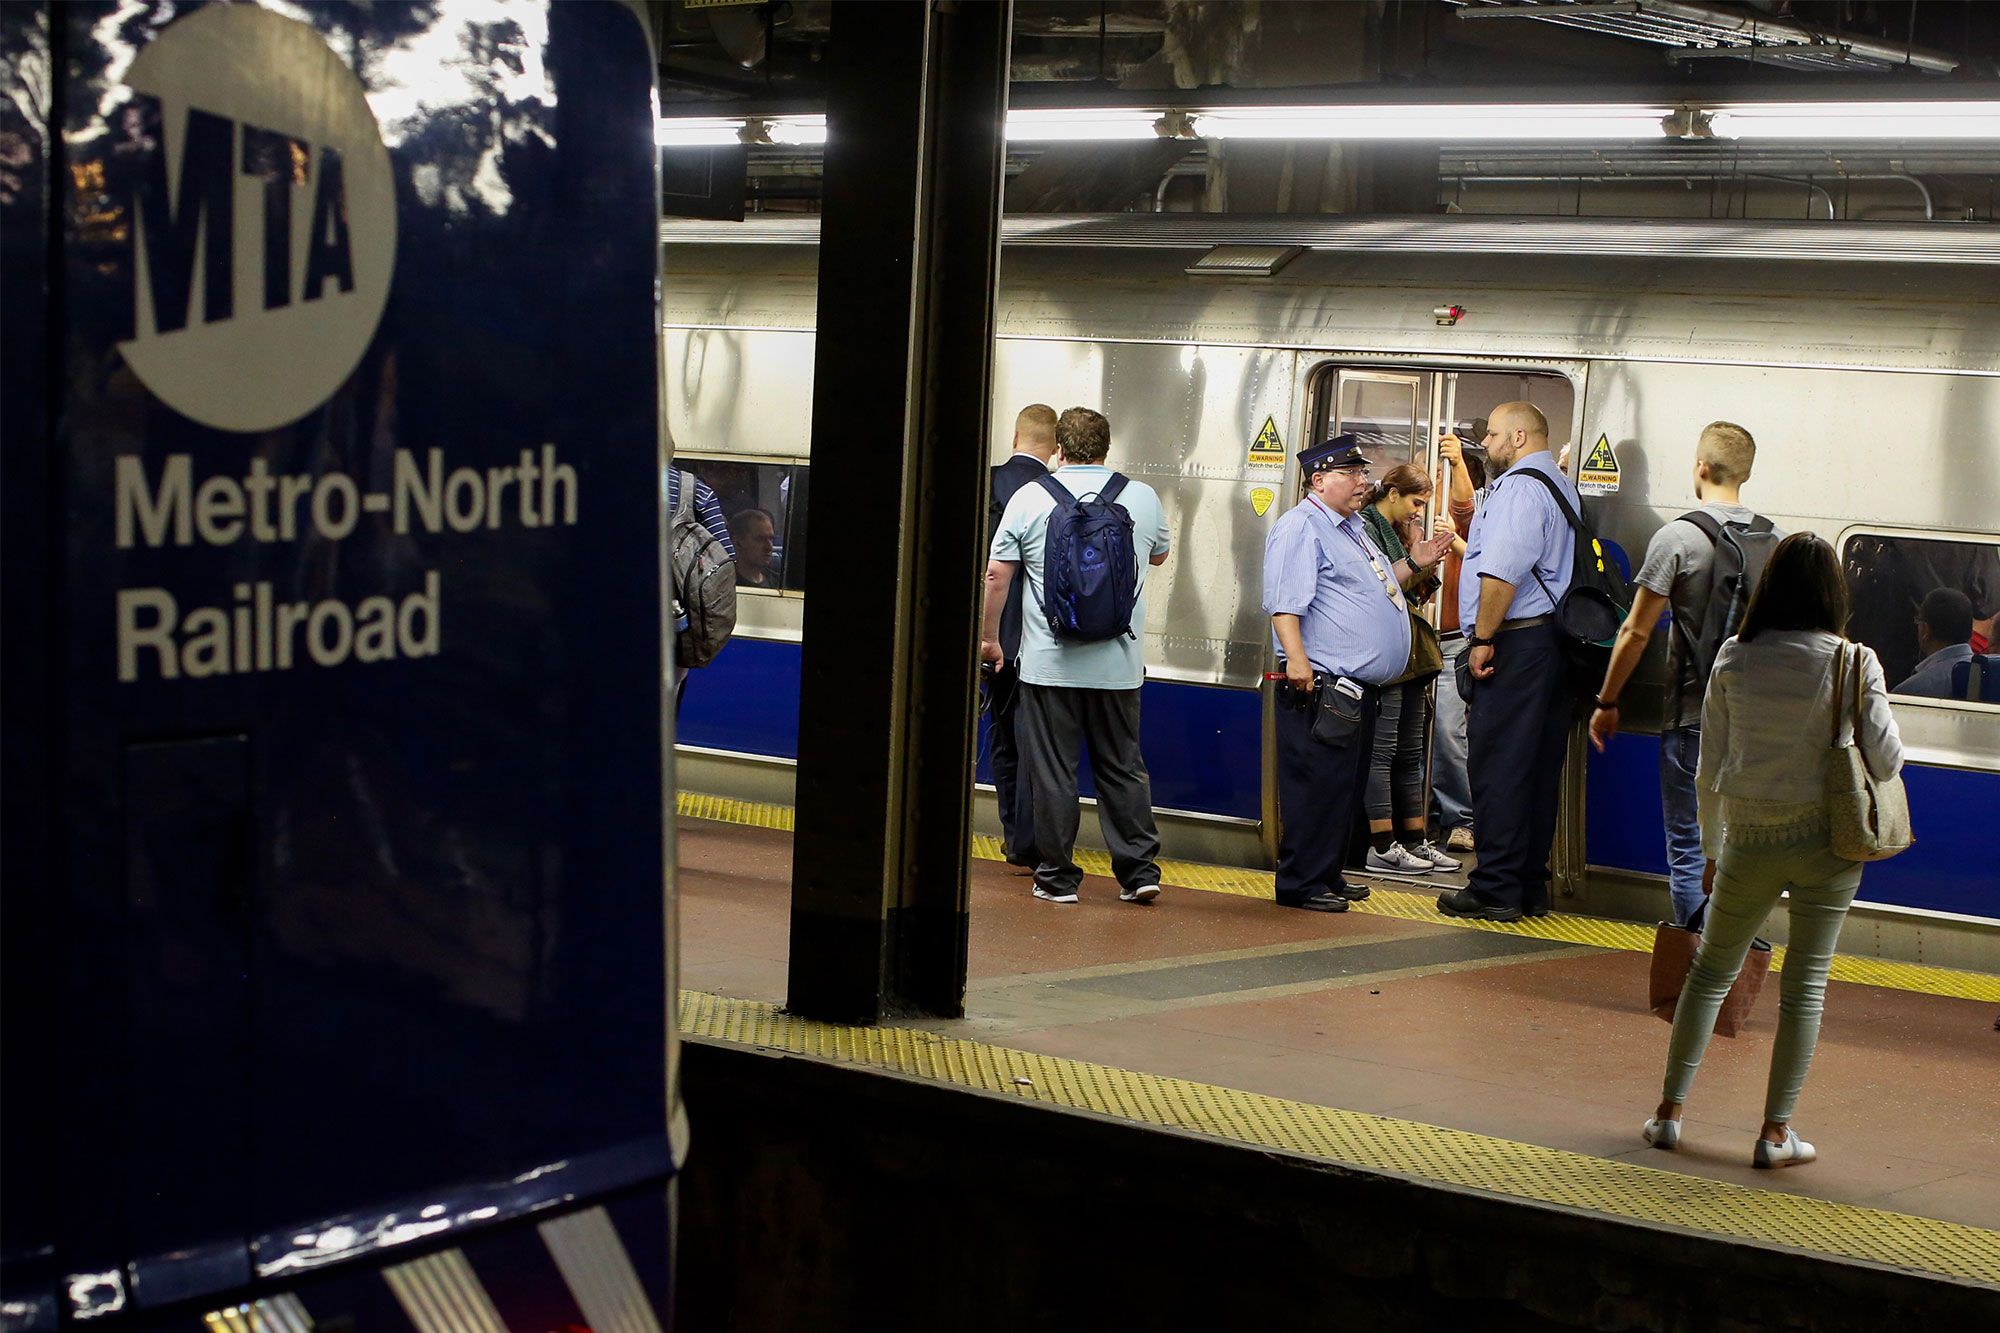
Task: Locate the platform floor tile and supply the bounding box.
[673,791,2000,1005]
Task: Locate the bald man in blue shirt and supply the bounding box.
[1440,402,1577,923]
[1264,436,1452,912]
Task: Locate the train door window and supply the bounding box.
[1332,371,1426,473]
[1440,371,1576,466]
[675,457,810,594]
[1841,531,2000,703]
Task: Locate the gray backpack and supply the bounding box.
[670,470,736,668]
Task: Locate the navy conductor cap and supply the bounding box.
[1299,434,1369,475]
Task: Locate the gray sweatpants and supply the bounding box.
[1016,683,1163,897]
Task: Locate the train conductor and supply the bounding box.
[1263,435,1452,912]
[1438,401,1576,923]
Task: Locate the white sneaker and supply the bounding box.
[1032,885,1078,904]
[1411,840,1462,871]
[1446,827,1476,852]
[1119,883,1160,904]
[1365,844,1434,875]
[1753,1127,1817,1169]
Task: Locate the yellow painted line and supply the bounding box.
[675,791,2000,1004]
[680,991,2000,1288]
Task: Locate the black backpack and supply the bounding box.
[1032,472,1140,643]
[669,470,737,668]
[1670,509,1781,714]
[1515,468,1633,692]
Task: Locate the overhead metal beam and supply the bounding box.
[786,0,1011,1023]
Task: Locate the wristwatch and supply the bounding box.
[1467,635,1493,648]
[1595,697,1620,711]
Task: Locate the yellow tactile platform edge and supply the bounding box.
[679,991,2000,1288]
[674,792,2000,1005]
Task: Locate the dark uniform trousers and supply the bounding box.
[1016,682,1162,897]
[1465,622,1573,911]
[985,666,1035,863]
[1273,685,1380,902]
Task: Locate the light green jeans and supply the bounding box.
[1661,835,1862,1124]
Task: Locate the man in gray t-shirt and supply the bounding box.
[1635,501,1777,730]
[1586,424,1781,925]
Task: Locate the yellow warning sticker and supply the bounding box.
[1247,416,1285,469]
[1578,433,1620,496]
[1251,487,1275,516]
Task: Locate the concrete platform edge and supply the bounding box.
[677,1035,1999,1331]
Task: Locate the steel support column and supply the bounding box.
[786,1,1011,1022]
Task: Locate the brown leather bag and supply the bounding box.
[1648,904,1771,1039]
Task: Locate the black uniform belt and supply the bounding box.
[1498,613,1553,633]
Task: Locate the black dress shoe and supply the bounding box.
[1436,888,1523,922]
[1277,890,1350,913]
[1523,902,1551,918]
[1331,880,1372,902]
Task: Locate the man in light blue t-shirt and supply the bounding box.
[980,407,1171,905]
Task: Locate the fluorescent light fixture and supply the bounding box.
[656,114,827,148]
[1191,104,1675,141]
[1710,101,2000,140]
[654,99,2000,149]
[655,117,747,148]
[1004,107,1171,142]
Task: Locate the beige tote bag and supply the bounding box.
[1825,643,1914,862]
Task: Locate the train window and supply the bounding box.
[1841,531,2000,703]
[1333,371,1424,472]
[678,458,810,594]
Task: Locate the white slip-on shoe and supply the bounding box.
[1032,885,1079,904]
[1641,1118,1682,1150]
[1411,840,1462,871]
[1753,1127,1817,1169]
[1365,844,1435,875]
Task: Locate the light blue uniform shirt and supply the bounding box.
[1894,643,1974,698]
[992,464,1171,690]
[1261,494,1411,685]
[1459,450,1576,633]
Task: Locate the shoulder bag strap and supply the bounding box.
[1851,642,1867,756]
[1829,643,1847,750]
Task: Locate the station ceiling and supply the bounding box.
[651,1,2000,222]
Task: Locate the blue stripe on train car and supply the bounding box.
[682,639,1264,820]
[1585,731,2000,921]
[679,637,806,759]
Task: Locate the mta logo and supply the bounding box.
[124,97,355,338]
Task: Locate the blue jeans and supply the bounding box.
[1430,637,1472,832]
[1661,835,1861,1123]
[1660,725,1705,925]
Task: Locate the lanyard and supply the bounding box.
[1312,496,1403,611]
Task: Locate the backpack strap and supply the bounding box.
[1035,473,1071,504]
[1514,465,1594,539]
[673,469,695,522]
[1098,472,1130,505]
[1677,510,1722,544]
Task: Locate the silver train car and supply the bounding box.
[663,213,2000,969]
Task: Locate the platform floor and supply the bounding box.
[677,806,2000,1241]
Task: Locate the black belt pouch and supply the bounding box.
[1311,679,1367,748]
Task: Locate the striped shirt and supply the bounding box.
[664,468,736,558]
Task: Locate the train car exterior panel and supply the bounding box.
[663,235,1999,938]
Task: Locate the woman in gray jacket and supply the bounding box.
[1642,533,1903,1168]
